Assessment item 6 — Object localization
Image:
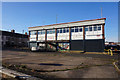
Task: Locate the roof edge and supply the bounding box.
[28,18,106,29]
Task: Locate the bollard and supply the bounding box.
[110,49,113,56]
[107,49,113,56]
[108,49,110,55]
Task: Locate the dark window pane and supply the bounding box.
[85,27,88,31]
[63,28,65,33]
[67,28,69,32]
[53,29,55,33]
[89,27,92,31]
[42,31,45,34]
[80,28,82,32]
[98,26,101,30]
[40,31,42,34]
[71,28,74,32]
[60,29,62,33]
[50,30,52,34]
[34,31,36,35]
[94,26,97,31]
[47,30,49,34]
[75,27,78,32]
[57,30,59,33]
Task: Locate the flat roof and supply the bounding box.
[0,30,28,38]
[29,18,106,29]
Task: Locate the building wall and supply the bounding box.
[28,18,106,52]
[1,31,28,48]
[70,39,104,52]
[29,25,103,41]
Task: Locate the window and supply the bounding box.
[41,30,45,34]
[79,28,82,32]
[49,30,52,34]
[35,32,37,35]
[89,26,92,31]
[57,29,59,33]
[71,28,74,32]
[30,31,36,35]
[60,29,62,33]
[67,28,69,32]
[75,27,78,32]
[38,32,40,34]
[63,28,66,33]
[38,31,42,35]
[47,29,54,34]
[94,26,97,31]
[47,30,49,34]
[53,29,55,33]
[85,27,88,31]
[98,25,101,30]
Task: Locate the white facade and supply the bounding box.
[29,18,106,41]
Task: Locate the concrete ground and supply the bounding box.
[2,49,120,79]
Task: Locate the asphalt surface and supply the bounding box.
[2,48,120,79]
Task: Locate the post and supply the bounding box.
[69,27,71,50]
[55,28,57,41]
[55,28,58,51]
[102,24,105,39]
[28,31,30,48]
[45,30,47,41]
[83,26,86,52]
[45,30,47,51]
[102,24,105,52]
[28,31,30,41]
[36,31,38,41]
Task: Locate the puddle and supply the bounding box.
[39,63,63,66]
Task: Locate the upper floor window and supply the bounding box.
[57,29,59,33]
[79,28,82,32]
[63,28,66,33]
[60,29,62,33]
[57,28,69,33]
[38,31,42,35]
[71,28,74,32]
[94,26,97,31]
[98,25,101,30]
[85,27,88,31]
[41,30,45,34]
[67,28,69,32]
[38,30,45,35]
[75,27,78,32]
[63,28,69,33]
[89,26,92,31]
[30,31,37,35]
[47,29,55,34]
[53,29,55,33]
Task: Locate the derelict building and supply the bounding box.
[28,18,106,52]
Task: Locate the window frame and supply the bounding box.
[98,25,101,31]
[79,28,82,32]
[94,26,97,31]
[75,27,78,32]
[85,26,88,31]
[60,28,62,33]
[89,26,92,31]
[71,27,75,32]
